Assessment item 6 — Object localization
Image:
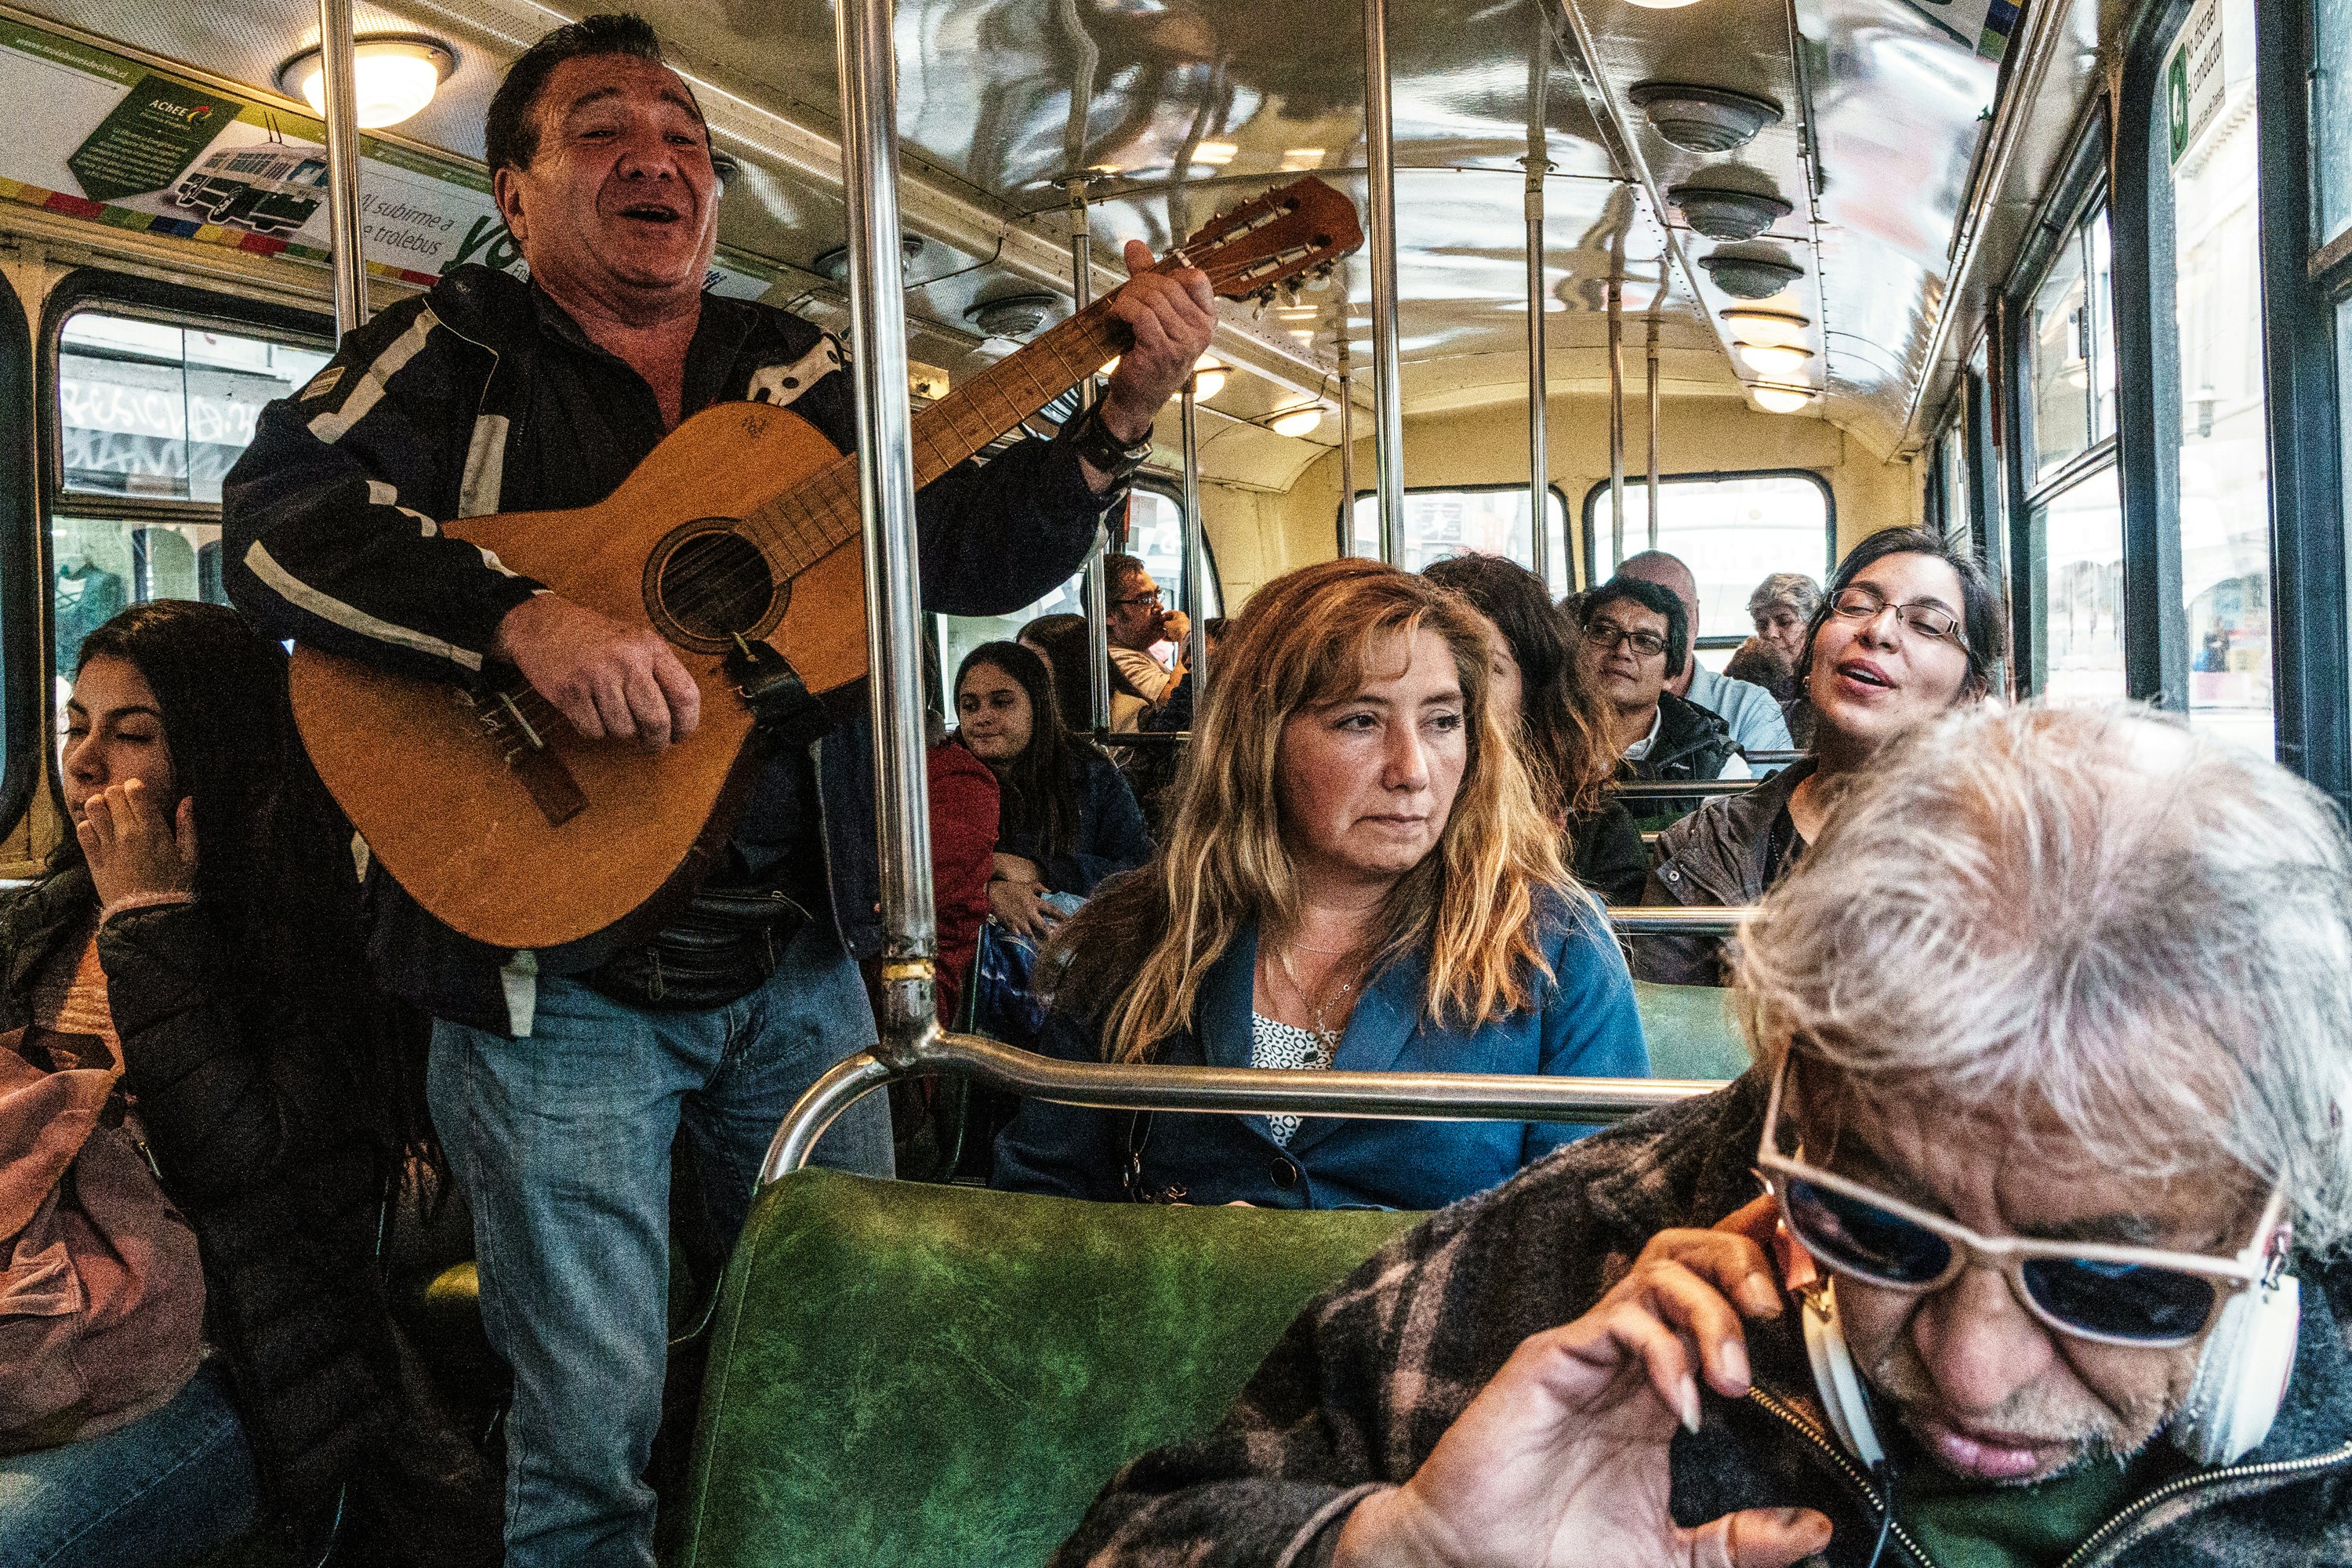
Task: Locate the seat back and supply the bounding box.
[678,1173,1420,1568]
[1632,981,1751,1080]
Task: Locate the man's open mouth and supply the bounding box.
[619,201,684,223]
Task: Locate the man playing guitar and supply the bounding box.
[221,15,1215,1565]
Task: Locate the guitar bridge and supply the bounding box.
[457,684,588,828]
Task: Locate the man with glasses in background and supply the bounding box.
[1574,575,1743,786]
[1103,551,1191,732]
[1619,549,1795,759]
[1047,702,2352,1568]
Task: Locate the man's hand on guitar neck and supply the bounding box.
[497,593,702,749]
[1086,241,1219,485]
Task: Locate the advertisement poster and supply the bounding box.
[0,16,780,299]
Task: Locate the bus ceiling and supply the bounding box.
[5,0,2114,459]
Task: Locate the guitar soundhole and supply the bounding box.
[655,527,777,643]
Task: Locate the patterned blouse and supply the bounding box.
[1249,1012,1334,1146]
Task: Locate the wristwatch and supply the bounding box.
[1061,401,1154,481]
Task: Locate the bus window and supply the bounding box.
[2035,466,2127,706]
[51,309,328,684]
[2018,193,2124,708]
[936,486,1219,716]
[1342,487,1572,598]
[2316,0,2352,558]
[2165,0,2274,758]
[1584,471,1832,666]
[2027,209,2118,485]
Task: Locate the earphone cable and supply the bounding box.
[1864,1457,1898,1568]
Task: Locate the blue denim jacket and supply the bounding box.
[991,896,1650,1209]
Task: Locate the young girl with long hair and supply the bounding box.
[954,641,1152,938]
[991,559,1648,1209]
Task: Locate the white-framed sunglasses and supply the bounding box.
[1756,1056,2288,1348]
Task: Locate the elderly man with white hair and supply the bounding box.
[1049,704,2352,1568]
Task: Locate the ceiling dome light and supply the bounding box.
[813,234,927,284]
[1625,0,1705,9]
[966,292,1057,337]
[1191,358,1228,400]
[1668,183,1793,241]
[1735,341,1814,376]
[1698,250,1804,299]
[1719,307,1810,347]
[278,36,455,129]
[1627,82,1784,153]
[1751,385,1817,414]
[1269,405,1325,437]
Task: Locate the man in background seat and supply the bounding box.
[1619,549,1795,757]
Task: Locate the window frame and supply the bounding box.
[2003,103,2134,709]
[40,269,335,528]
[1336,481,1573,592]
[37,270,334,825]
[1576,467,1835,648]
[2098,0,2349,793]
[0,267,42,847]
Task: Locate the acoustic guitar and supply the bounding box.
[289,176,1363,950]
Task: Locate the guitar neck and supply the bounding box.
[743,291,1130,576]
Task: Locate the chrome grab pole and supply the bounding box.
[1180,374,1207,697]
[1524,24,1552,589]
[316,0,367,338]
[762,1033,1715,1179]
[1337,332,1357,546]
[1070,178,1114,735]
[1645,309,1661,550]
[1606,265,1625,570]
[1363,0,1406,567]
[835,0,938,1050]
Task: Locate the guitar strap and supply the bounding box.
[726,637,831,753]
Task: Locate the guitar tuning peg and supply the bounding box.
[1305,271,1331,292]
[1250,294,1268,321]
[1281,282,1301,307]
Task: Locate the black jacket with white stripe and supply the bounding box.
[223,264,1112,1032]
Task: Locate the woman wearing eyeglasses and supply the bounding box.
[1635,527,2004,985]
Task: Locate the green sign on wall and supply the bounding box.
[67,71,249,202]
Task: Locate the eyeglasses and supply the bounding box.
[1112,590,1164,610]
[1581,621,1668,659]
[1756,1058,2287,1348]
[1830,585,1968,648]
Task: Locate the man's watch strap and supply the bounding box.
[1062,401,1154,481]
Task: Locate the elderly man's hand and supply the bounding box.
[1098,240,1218,443]
[1330,1197,1831,1568]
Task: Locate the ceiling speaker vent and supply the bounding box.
[967,292,1058,338]
[1698,250,1805,299]
[1628,83,1785,153]
[813,235,927,284]
[1668,184,1794,241]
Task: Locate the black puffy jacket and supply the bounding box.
[0,868,395,1512]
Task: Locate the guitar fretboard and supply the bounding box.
[739,287,1132,579]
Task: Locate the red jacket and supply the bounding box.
[927,741,1000,1023]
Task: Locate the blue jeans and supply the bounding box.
[429,924,893,1568]
[0,1359,258,1568]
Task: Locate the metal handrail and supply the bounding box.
[1739,750,1807,767]
[759,1029,1719,1180]
[1606,906,1748,935]
[1609,779,1759,801]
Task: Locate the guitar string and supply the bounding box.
[649,246,1292,624]
[652,221,1323,615]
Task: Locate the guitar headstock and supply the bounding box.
[1175,177,1365,307]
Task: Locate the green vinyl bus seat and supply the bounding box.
[677,1172,1422,1568]
[677,985,1746,1566]
[1632,979,1750,1080]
